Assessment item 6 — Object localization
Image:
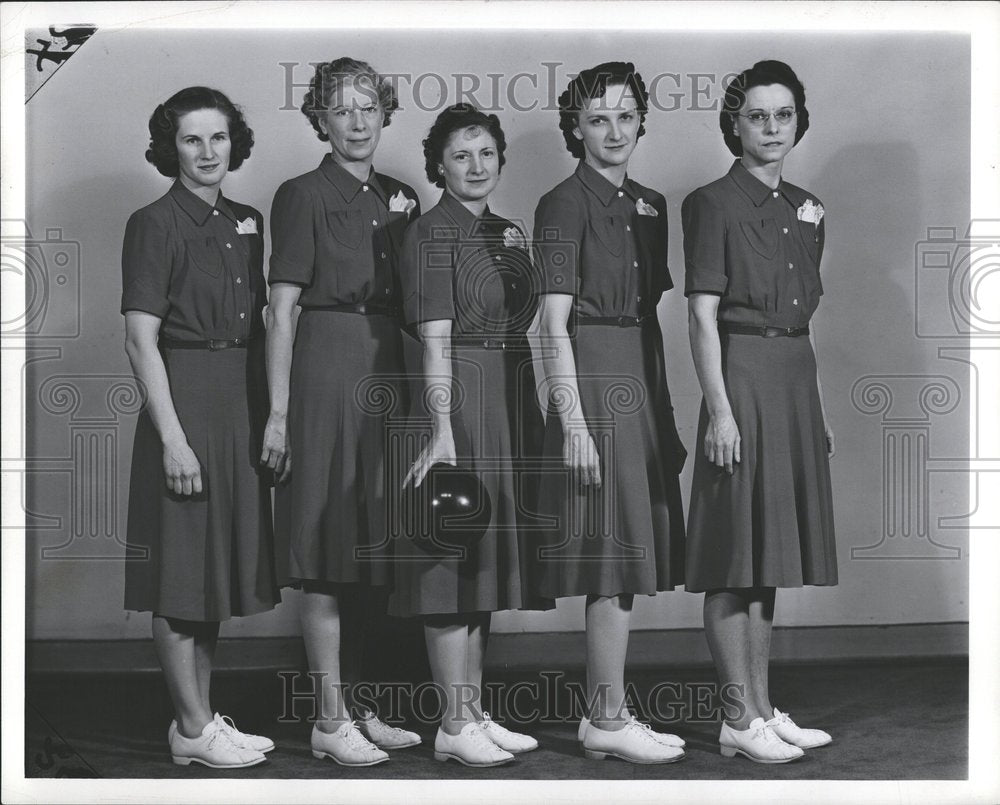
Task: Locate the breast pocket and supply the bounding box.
[588,215,625,257]
[327,209,364,250]
[184,238,223,278]
[739,218,780,260]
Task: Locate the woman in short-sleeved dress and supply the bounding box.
[531,63,686,764]
[391,104,547,767]
[122,87,278,769]
[260,58,421,766]
[683,61,837,764]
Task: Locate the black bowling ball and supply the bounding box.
[402,463,492,557]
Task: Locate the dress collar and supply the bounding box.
[169,180,238,226]
[318,154,387,203]
[437,191,491,237]
[727,159,792,207]
[574,160,641,207]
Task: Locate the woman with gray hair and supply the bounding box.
[262,57,421,766]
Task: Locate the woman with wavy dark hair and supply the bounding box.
[531,62,687,764]
[390,103,547,767]
[121,86,278,768]
[261,57,422,766]
[683,60,836,763]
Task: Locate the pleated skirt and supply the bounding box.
[273,310,407,587]
[533,320,687,598]
[124,340,280,622]
[685,332,838,592]
[388,342,553,616]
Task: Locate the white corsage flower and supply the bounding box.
[636,198,658,217]
[236,216,258,235]
[797,199,824,227]
[390,190,417,218]
[502,226,526,250]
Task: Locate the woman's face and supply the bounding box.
[732,83,798,168]
[573,83,640,170]
[439,125,500,205]
[175,108,231,193]
[318,78,384,166]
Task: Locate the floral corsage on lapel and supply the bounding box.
[236,216,258,235]
[796,199,824,229]
[502,226,527,250]
[389,190,418,218]
[636,198,658,217]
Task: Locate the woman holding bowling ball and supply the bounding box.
[392,104,549,767]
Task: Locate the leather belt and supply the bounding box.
[159,334,257,351]
[305,303,400,317]
[451,336,512,350]
[576,314,654,327]
[721,323,810,337]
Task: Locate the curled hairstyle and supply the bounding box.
[720,60,810,157]
[422,103,507,188]
[145,86,254,177]
[300,57,398,141]
[558,62,650,159]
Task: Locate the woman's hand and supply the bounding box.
[404,429,457,489]
[705,412,741,474]
[162,438,203,495]
[564,421,602,487]
[825,423,836,458]
[260,412,291,482]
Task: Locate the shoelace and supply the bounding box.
[205,724,242,753]
[218,715,252,747]
[751,723,783,744]
[342,722,379,752]
[468,724,503,752]
[362,711,408,736]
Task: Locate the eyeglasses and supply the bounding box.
[735,109,797,127]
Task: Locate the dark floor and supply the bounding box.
[25,659,966,780]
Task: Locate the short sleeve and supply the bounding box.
[121,208,171,318]
[681,190,729,297]
[268,180,315,286]
[532,189,583,295]
[401,220,455,327]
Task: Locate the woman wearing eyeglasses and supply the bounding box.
[683,60,837,764]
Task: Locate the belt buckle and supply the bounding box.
[785,327,796,336]
[356,303,368,315]
[617,316,633,327]
[208,339,222,351]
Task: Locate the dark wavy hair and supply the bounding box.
[300,57,398,141]
[720,60,810,157]
[422,104,507,189]
[145,86,253,177]
[558,62,650,159]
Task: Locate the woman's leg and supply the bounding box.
[747,587,776,719]
[585,594,633,731]
[300,583,349,732]
[193,620,220,716]
[336,585,366,717]
[152,615,215,738]
[425,615,474,735]
[705,587,780,728]
[704,589,756,729]
[466,612,491,722]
